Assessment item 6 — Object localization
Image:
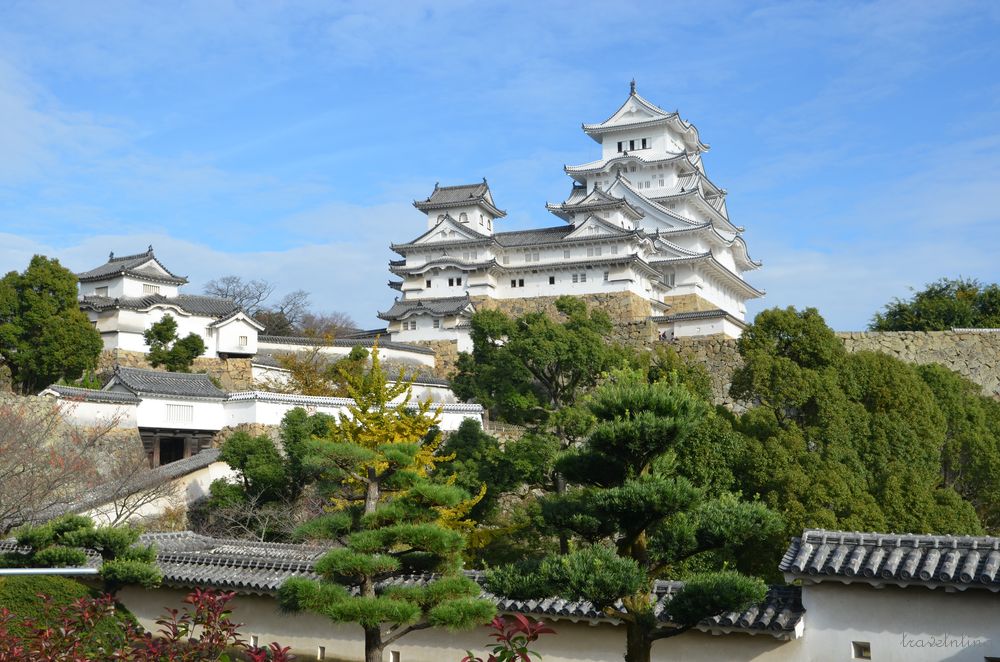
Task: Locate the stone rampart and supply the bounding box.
[669,330,1000,408]
[471,292,658,347]
[97,349,253,390]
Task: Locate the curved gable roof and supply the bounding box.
[77,246,187,285]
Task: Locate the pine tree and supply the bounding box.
[487,378,781,662]
[278,345,494,662]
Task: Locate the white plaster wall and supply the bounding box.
[120,276,179,298]
[255,340,436,370]
[214,317,259,355]
[672,317,726,339]
[223,394,480,432]
[118,588,798,662]
[801,582,1000,661]
[85,461,236,525]
[110,308,224,358]
[53,398,138,428]
[134,397,226,431]
[80,278,126,298]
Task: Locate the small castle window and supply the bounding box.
[617,141,624,153]
[95,286,108,296]
[448,278,454,286]
[851,642,871,660]
[456,277,462,285]
[459,213,468,222]
[603,272,609,281]
[548,276,555,285]
[641,138,648,149]
[563,249,571,258]
[425,279,432,288]
[143,284,160,295]
[487,219,492,230]
[433,319,440,329]
[239,335,248,347]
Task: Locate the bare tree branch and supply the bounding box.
[203,275,276,315]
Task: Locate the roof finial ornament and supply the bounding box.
[109,251,114,260]
[434,181,439,190]
[630,79,636,95]
[147,244,154,253]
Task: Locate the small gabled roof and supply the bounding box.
[41,384,140,404]
[781,529,1000,592]
[207,309,265,331]
[378,295,474,321]
[581,82,708,152]
[77,246,188,285]
[413,180,507,218]
[546,187,645,222]
[105,366,226,400]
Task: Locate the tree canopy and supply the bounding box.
[0,255,103,393]
[870,277,1000,330]
[278,347,494,662]
[487,378,780,662]
[732,307,984,542]
[143,314,206,372]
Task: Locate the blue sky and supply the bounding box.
[1,1,998,330]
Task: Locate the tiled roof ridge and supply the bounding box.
[107,247,155,263]
[43,384,140,404]
[781,528,1000,590]
[256,335,437,355]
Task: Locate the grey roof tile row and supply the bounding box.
[80,293,240,319]
[379,296,473,320]
[77,247,188,285]
[109,366,226,400]
[130,536,803,638]
[44,384,140,404]
[780,529,1000,590]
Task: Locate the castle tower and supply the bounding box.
[382,83,763,350]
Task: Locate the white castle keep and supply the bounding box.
[380,83,763,350]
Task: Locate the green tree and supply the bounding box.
[487,379,781,662]
[870,277,1000,330]
[453,296,623,426]
[143,314,206,372]
[278,347,494,662]
[0,515,161,595]
[453,297,631,552]
[732,307,983,543]
[0,255,103,393]
[917,364,1000,530]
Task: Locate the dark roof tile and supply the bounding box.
[780,529,1000,591]
[109,366,226,400]
[77,247,187,285]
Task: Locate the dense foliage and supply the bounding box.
[0,515,162,595]
[732,307,985,542]
[278,347,494,662]
[0,255,103,392]
[144,314,207,372]
[487,379,781,662]
[870,277,1000,330]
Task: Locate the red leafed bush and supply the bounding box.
[0,586,294,661]
[462,613,556,662]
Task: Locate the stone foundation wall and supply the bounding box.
[471,292,659,347]
[96,350,253,391]
[410,340,461,378]
[661,293,719,314]
[668,330,1000,408]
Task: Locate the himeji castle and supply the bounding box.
[380,83,763,350]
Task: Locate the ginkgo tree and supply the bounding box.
[278,344,494,662]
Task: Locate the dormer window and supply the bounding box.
[143,284,160,295]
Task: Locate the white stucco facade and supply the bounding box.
[117,578,1000,662]
[382,84,763,347]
